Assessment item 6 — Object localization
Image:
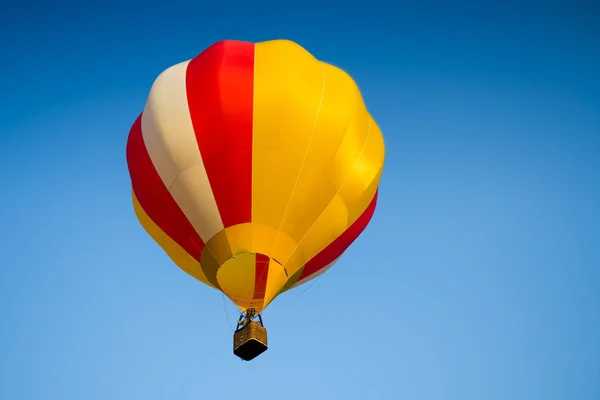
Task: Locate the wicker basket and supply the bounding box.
[233,321,268,361]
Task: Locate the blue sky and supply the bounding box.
[1,2,599,399]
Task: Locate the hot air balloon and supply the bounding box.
[126,39,385,361]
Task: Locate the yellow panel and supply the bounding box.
[250,223,297,263]
[269,63,369,259]
[284,117,384,277]
[199,229,231,288]
[261,258,290,310]
[132,191,216,289]
[284,194,350,276]
[216,252,256,303]
[225,223,253,255]
[252,223,277,255]
[252,40,325,234]
[252,39,385,285]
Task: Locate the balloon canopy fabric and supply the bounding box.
[126,39,385,312]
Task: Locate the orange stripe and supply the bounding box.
[253,253,270,299]
[186,40,255,228]
[298,190,379,281]
[126,113,205,259]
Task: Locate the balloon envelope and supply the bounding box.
[126,39,385,312]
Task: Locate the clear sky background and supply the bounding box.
[1,2,599,399]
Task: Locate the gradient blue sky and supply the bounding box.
[1,2,599,399]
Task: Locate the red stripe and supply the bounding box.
[126,113,205,259]
[186,40,255,228]
[298,191,379,280]
[253,253,270,299]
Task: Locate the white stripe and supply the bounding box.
[291,257,340,288]
[141,61,224,243]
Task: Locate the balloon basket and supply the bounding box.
[233,309,268,361]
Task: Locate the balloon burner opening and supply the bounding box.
[233,308,268,361]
